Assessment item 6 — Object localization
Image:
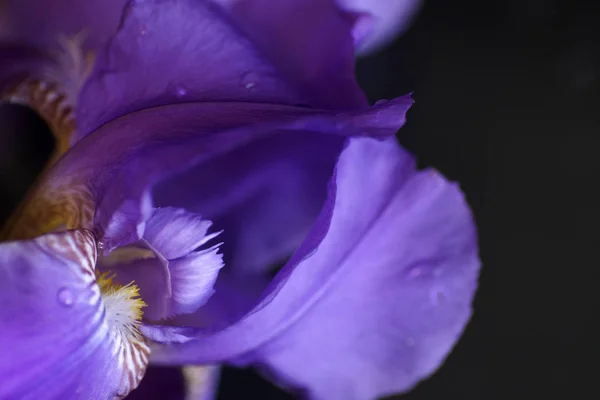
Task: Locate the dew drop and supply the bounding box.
[57,287,75,307]
[140,24,148,36]
[175,86,187,97]
[97,240,105,256]
[240,72,258,90]
[407,267,422,279]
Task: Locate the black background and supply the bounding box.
[1,0,598,398]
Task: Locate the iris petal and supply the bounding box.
[144,137,479,400]
[241,140,480,399]
[100,207,223,321]
[77,0,305,137]
[213,0,367,109]
[337,0,423,54]
[0,229,139,399]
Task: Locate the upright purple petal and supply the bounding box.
[78,0,306,136]
[214,0,368,109]
[144,138,479,400]
[0,229,138,399]
[337,0,424,54]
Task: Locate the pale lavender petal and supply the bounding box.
[100,207,223,321]
[337,0,424,54]
[145,138,479,400]
[213,0,367,109]
[167,249,223,315]
[0,230,127,399]
[143,207,215,260]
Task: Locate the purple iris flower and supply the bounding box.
[0,0,480,399]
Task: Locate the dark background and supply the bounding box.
[1,0,598,398]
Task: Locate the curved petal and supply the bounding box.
[0,229,133,399]
[78,0,306,136]
[213,0,367,109]
[154,131,343,276]
[99,207,223,321]
[3,97,409,244]
[143,207,217,260]
[144,137,479,399]
[242,145,480,399]
[337,0,424,54]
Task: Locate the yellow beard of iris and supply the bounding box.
[96,272,147,343]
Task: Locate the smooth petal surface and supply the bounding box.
[338,0,423,54]
[0,230,126,400]
[244,141,480,399]
[78,0,305,136]
[145,137,479,400]
[154,131,343,277]
[213,0,367,109]
[11,98,408,254]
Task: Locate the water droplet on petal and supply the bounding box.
[407,267,422,279]
[175,86,187,97]
[240,72,258,90]
[57,287,75,307]
[404,337,416,347]
[140,24,148,36]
